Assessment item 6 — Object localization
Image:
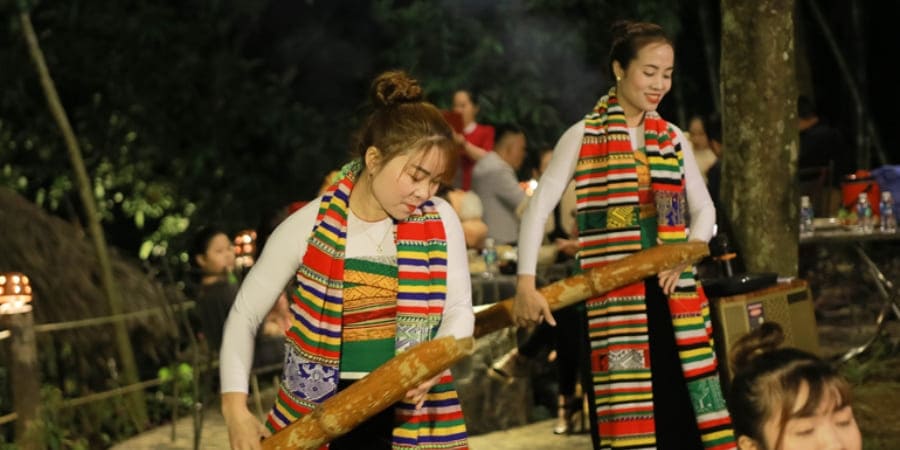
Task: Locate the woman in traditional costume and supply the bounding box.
[220,70,474,450]
[512,20,736,450]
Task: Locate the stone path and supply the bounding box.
[470,419,593,449]
[110,408,230,449]
[110,409,592,450]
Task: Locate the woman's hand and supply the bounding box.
[222,393,271,450]
[658,261,689,295]
[405,373,442,410]
[513,275,556,327]
[655,238,696,295]
[554,238,579,257]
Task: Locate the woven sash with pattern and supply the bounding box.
[265,160,468,449]
[575,88,735,450]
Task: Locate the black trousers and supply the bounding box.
[328,380,395,450]
[583,278,704,450]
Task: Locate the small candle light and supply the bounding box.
[234,229,258,268]
[0,272,33,314]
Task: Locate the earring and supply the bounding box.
[616,75,622,82]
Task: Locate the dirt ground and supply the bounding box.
[809,241,900,450]
[820,321,900,450]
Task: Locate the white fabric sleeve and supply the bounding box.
[517,120,585,275]
[673,125,716,242]
[219,198,320,394]
[433,198,475,339]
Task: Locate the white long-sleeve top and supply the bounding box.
[220,196,474,394]
[518,120,715,276]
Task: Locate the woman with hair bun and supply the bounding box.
[513,20,734,449]
[220,70,474,450]
[729,323,862,450]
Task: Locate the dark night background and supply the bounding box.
[2,1,900,448]
[1,0,898,267]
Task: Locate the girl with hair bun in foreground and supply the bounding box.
[728,322,862,450]
[219,70,474,450]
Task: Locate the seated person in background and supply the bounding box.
[190,225,285,367]
[687,114,719,184]
[704,112,724,212]
[798,95,852,187]
[452,89,495,190]
[444,188,488,250]
[471,123,528,245]
[728,322,862,450]
[189,226,239,351]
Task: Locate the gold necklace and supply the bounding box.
[361,219,393,254]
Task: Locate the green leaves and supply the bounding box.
[2,0,330,265]
[2,0,681,269]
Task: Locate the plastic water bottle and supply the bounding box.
[799,195,815,235]
[482,238,499,278]
[856,193,873,233]
[880,192,896,233]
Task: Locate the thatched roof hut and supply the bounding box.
[0,187,190,391]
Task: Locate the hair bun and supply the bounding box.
[730,322,786,373]
[370,70,423,108]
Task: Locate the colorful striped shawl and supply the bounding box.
[575,89,735,450]
[266,160,468,449]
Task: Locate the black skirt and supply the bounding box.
[582,277,705,450]
[328,379,396,450]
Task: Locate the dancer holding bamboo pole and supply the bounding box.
[261,240,711,450]
[219,70,474,450]
[513,20,736,450]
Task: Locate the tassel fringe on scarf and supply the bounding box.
[575,89,735,450]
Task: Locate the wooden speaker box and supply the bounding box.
[708,279,820,382]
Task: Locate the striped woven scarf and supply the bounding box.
[266,160,468,449]
[575,88,735,450]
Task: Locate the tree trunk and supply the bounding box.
[18,11,148,429]
[3,311,42,450]
[720,0,799,276]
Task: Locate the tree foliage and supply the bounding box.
[2,0,331,267]
[0,0,681,272]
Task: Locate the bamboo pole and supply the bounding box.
[32,301,195,333]
[261,242,708,448]
[474,241,710,338]
[262,336,474,450]
[17,10,148,428]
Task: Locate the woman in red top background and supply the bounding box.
[452,89,495,190]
